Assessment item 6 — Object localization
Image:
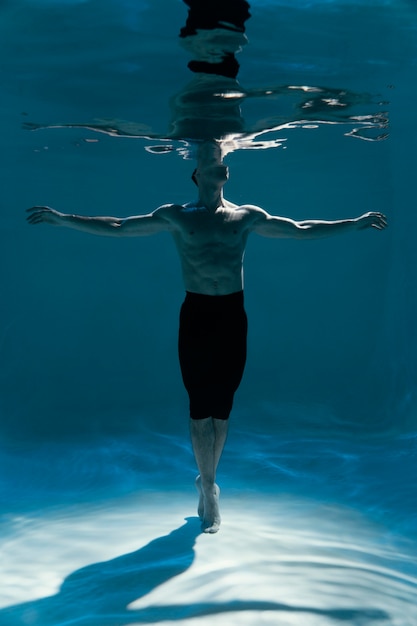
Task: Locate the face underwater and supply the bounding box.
[197,163,229,185]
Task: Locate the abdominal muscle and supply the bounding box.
[176,240,245,296]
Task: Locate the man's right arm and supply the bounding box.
[26,205,175,237]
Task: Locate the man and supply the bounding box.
[26,141,387,533]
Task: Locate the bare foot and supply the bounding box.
[195,475,204,520]
[202,483,221,534]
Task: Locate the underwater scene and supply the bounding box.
[1,0,416,624]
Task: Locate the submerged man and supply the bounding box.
[27,141,387,533]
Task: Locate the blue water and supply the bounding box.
[1,0,416,624]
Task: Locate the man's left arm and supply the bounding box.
[250,208,387,239]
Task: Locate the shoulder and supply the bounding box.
[153,203,182,217]
[234,204,269,227]
[152,203,183,224]
[153,202,201,232]
[238,204,268,215]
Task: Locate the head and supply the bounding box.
[191,163,229,189]
[191,140,229,188]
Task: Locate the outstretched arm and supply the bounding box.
[26,205,175,237]
[251,208,387,239]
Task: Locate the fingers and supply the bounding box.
[26,206,51,212]
[376,212,388,227]
[369,212,388,230]
[26,206,51,224]
[27,213,44,224]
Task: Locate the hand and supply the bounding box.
[357,212,388,231]
[26,206,64,226]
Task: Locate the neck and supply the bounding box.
[197,185,225,212]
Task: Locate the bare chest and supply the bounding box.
[173,206,247,246]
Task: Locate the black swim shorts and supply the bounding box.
[178,290,247,420]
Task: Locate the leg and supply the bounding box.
[190,417,228,533]
[213,417,229,472]
[179,292,246,533]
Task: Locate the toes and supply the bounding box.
[203,522,220,534]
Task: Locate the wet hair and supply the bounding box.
[191,168,198,186]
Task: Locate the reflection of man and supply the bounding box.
[27,140,387,533]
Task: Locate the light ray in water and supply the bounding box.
[0,493,415,625]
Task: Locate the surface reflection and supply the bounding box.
[23,0,388,157]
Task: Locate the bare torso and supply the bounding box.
[160,200,257,295]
